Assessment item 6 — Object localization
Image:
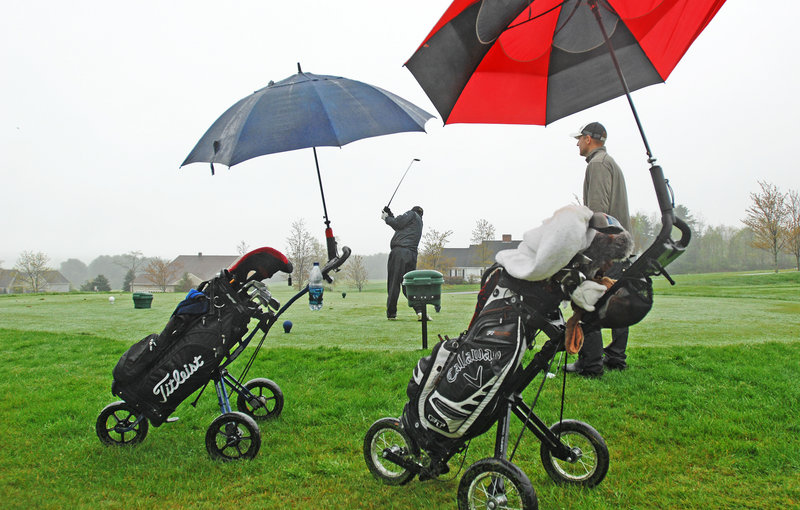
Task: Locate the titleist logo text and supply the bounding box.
[153,356,204,403]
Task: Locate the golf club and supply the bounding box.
[385,158,420,210]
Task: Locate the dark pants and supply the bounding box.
[386,247,417,318]
[576,258,632,372]
[577,327,629,374]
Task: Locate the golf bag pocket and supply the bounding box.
[596,276,653,328]
[112,333,164,385]
[405,300,526,441]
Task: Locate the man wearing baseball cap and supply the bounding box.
[568,122,632,377]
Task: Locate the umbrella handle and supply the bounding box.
[325,228,338,262]
[321,245,351,283]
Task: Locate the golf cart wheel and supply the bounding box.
[205,412,261,461]
[95,401,149,446]
[236,378,284,421]
[540,419,609,487]
[363,417,419,486]
[457,458,538,510]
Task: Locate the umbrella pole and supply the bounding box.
[312,147,330,228]
[312,147,339,261]
[589,1,656,165]
[590,1,679,235]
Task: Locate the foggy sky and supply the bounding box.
[2,1,797,268]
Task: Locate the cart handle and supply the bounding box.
[321,245,351,283]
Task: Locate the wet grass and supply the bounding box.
[0,271,798,508]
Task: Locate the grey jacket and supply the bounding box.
[583,146,631,231]
[385,210,423,252]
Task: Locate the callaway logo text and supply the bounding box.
[446,348,501,383]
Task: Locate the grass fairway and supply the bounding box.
[0,272,798,509]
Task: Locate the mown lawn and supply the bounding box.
[0,271,798,509]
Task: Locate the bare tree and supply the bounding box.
[470,219,496,272]
[783,189,800,270]
[742,181,788,272]
[344,254,369,291]
[286,219,326,290]
[236,241,250,256]
[115,251,145,291]
[14,251,51,293]
[142,257,183,292]
[418,228,454,274]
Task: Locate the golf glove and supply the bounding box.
[381,211,389,221]
[570,280,608,312]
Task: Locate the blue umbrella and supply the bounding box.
[181,64,434,259]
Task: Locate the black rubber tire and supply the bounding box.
[539,419,609,487]
[457,458,538,510]
[96,401,149,446]
[236,378,284,421]
[205,411,261,461]
[363,417,419,486]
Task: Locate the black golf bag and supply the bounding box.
[401,265,565,461]
[111,274,254,426]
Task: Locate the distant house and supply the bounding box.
[42,270,71,292]
[131,253,239,293]
[0,269,71,293]
[441,234,521,282]
[0,270,16,294]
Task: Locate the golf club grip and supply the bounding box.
[322,246,351,276]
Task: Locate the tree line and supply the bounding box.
[6,180,796,294]
[153,180,800,295]
[407,181,800,277]
[631,181,799,274]
[1,251,193,293]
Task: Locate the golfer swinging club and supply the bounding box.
[381,205,424,320]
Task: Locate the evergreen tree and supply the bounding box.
[122,269,135,292]
[174,272,194,292]
[93,274,111,292]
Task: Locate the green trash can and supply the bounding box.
[402,270,443,311]
[132,292,154,309]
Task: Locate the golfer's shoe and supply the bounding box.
[566,362,602,378]
[417,312,432,322]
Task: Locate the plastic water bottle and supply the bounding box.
[308,262,324,311]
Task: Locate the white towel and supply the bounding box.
[495,204,596,281]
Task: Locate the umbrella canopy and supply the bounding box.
[181,65,434,261]
[406,0,726,125]
[182,66,434,168]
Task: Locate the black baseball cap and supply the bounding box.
[571,122,607,142]
[412,206,423,217]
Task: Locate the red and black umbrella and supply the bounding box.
[407,0,725,126]
[407,0,718,279]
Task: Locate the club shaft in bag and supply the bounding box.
[386,158,420,209]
